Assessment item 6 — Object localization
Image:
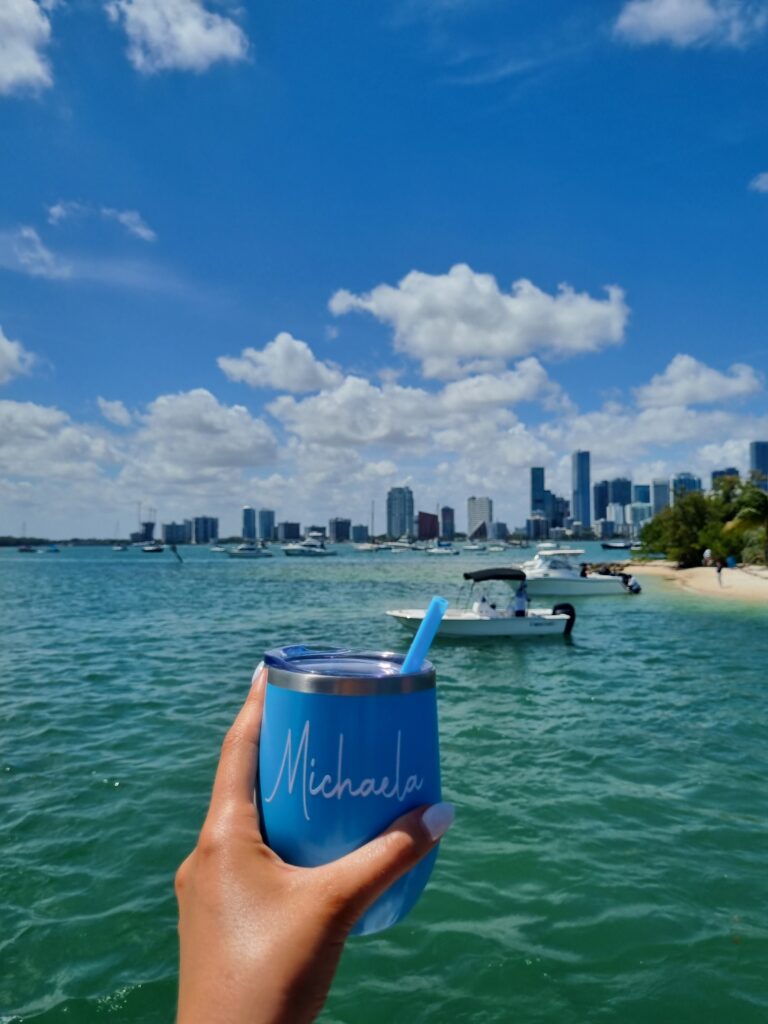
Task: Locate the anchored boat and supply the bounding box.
[386,567,576,639]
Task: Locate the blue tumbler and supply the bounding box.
[257,645,442,935]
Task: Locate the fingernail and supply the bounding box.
[421,802,455,842]
[251,661,265,686]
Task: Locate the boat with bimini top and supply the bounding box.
[387,567,576,638]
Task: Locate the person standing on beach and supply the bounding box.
[716,560,724,586]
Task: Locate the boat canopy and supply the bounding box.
[463,567,527,583]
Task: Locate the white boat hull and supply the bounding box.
[227,551,272,559]
[283,549,337,557]
[386,608,570,637]
[523,575,627,596]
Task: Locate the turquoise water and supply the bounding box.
[2,546,767,1022]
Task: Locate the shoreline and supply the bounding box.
[627,561,768,606]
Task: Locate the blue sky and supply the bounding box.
[1,0,767,536]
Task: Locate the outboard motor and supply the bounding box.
[552,602,576,635]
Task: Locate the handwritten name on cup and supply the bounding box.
[264,721,424,821]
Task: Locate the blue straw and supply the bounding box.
[401,595,448,673]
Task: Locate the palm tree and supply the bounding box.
[726,486,768,565]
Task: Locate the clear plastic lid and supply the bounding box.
[263,645,435,694]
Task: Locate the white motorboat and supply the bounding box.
[519,549,640,596]
[426,542,459,556]
[386,567,576,639]
[142,543,164,553]
[462,543,487,553]
[209,544,227,553]
[112,543,128,551]
[283,533,337,557]
[227,542,272,559]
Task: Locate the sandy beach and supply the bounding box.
[628,561,768,605]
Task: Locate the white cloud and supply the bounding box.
[614,0,768,47]
[0,0,53,97]
[126,389,277,485]
[749,171,768,193]
[0,400,120,481]
[105,0,248,74]
[330,263,629,379]
[98,397,133,426]
[0,226,70,279]
[47,200,85,225]
[101,207,157,242]
[48,200,157,241]
[268,357,557,447]
[0,325,36,384]
[218,333,344,393]
[634,354,762,408]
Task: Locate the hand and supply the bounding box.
[175,667,454,1024]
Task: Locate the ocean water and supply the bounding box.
[2,545,767,1023]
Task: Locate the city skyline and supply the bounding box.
[96,450,765,545]
[2,3,768,536]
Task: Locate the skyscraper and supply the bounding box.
[632,484,651,504]
[440,506,455,540]
[593,480,609,522]
[386,486,414,539]
[242,506,256,541]
[467,496,493,538]
[571,450,591,527]
[608,477,632,508]
[194,516,219,544]
[417,512,439,540]
[750,441,768,490]
[328,517,351,543]
[530,467,545,515]
[711,468,739,489]
[257,509,275,541]
[671,472,702,500]
[652,479,670,516]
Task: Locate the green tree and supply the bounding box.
[726,484,768,565]
[639,492,711,567]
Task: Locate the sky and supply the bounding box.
[1,0,768,538]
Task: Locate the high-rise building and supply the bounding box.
[386,486,414,539]
[328,518,351,543]
[632,484,651,504]
[750,441,768,490]
[489,521,508,540]
[194,516,219,544]
[711,468,739,489]
[440,506,455,541]
[257,509,275,542]
[593,480,609,522]
[608,477,632,508]
[671,473,702,501]
[530,468,545,515]
[467,496,493,538]
[162,520,193,544]
[277,521,301,541]
[652,479,670,516]
[242,506,256,541]
[351,524,369,543]
[417,511,439,541]
[571,450,591,527]
[526,514,550,540]
[627,501,653,535]
[606,502,625,525]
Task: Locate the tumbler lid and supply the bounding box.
[264,645,435,695]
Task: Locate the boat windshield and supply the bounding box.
[545,556,577,571]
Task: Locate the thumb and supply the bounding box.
[316,802,455,922]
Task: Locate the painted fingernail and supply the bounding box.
[421,802,455,842]
[251,661,265,686]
